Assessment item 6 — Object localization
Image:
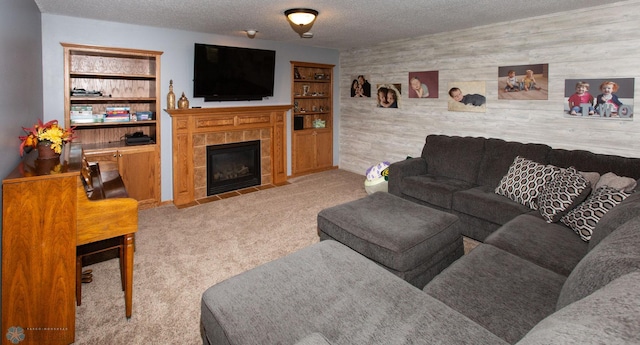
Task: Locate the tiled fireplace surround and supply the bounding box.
[167,105,289,207]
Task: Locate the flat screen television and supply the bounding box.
[193,43,276,101]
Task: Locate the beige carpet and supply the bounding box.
[74,169,368,344]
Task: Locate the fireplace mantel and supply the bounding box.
[166,105,290,206]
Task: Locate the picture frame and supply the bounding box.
[563,78,634,120]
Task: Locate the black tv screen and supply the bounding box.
[193,43,276,101]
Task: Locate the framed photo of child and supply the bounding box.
[563,78,634,120]
[498,64,548,100]
[408,71,438,98]
[376,83,401,108]
[448,81,486,113]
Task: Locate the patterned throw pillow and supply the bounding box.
[495,156,559,210]
[560,186,631,241]
[537,167,591,223]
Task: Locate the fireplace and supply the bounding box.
[207,140,261,195]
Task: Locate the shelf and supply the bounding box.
[70,120,157,127]
[294,79,331,83]
[70,96,156,102]
[293,127,330,132]
[63,42,162,207]
[70,72,156,80]
[294,112,329,116]
[80,140,157,152]
[291,61,335,176]
[293,95,329,99]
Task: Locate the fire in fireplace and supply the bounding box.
[207,140,261,195]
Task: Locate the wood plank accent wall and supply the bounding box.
[166,105,289,206]
[338,1,640,175]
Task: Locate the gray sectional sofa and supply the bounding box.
[389,134,640,241]
[200,135,640,345]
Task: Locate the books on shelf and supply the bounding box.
[105,106,131,123]
[71,105,93,115]
[135,111,153,121]
[70,106,153,123]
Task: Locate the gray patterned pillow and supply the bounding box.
[537,167,591,223]
[560,186,631,242]
[495,156,559,210]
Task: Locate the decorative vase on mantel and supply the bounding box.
[36,142,60,160]
[167,80,176,110]
[178,92,189,109]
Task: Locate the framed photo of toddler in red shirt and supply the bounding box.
[564,78,634,120]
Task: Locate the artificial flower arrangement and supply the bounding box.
[19,120,75,156]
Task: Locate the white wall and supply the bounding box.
[339,0,640,175]
[41,14,340,202]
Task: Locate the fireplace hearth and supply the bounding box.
[207,140,261,195]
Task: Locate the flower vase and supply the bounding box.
[37,142,60,160]
[34,157,61,175]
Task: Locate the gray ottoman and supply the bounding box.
[317,192,463,288]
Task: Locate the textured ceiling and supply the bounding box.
[34,0,623,50]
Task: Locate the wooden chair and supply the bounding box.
[76,153,138,318]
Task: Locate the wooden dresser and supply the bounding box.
[2,145,80,344]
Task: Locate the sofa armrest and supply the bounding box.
[388,157,427,195]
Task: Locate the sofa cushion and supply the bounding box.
[201,240,509,345]
[588,191,640,251]
[548,148,640,180]
[517,272,640,345]
[424,244,566,344]
[495,156,559,210]
[452,185,532,225]
[422,135,485,184]
[401,174,475,209]
[595,171,637,192]
[560,186,631,241]
[536,167,591,223]
[476,138,551,188]
[485,214,588,276]
[556,215,640,310]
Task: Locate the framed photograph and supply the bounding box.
[376,83,401,108]
[294,67,301,80]
[351,75,372,97]
[448,81,486,112]
[408,71,439,98]
[564,78,634,119]
[498,64,548,100]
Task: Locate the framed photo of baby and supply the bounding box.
[408,71,438,98]
[564,78,634,120]
[376,83,402,108]
[448,81,486,113]
[498,64,548,100]
[350,75,372,98]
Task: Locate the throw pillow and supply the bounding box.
[537,167,591,223]
[579,171,600,189]
[495,156,559,210]
[595,172,637,193]
[560,186,631,242]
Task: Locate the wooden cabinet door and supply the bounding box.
[118,149,157,207]
[315,130,333,169]
[292,131,317,174]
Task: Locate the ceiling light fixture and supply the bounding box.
[245,29,257,39]
[284,8,318,37]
